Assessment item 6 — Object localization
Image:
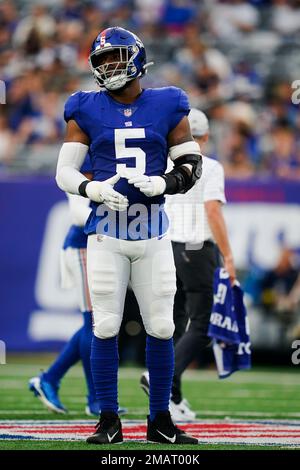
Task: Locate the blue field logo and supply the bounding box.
[1,420,300,446]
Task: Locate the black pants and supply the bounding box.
[171,241,219,403]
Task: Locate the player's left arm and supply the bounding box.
[127,116,202,197]
[164,115,202,194]
[167,115,193,146]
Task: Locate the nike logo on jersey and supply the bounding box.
[107,430,119,442]
[157,430,176,443]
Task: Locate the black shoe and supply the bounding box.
[140,372,150,396]
[147,411,198,445]
[86,412,123,445]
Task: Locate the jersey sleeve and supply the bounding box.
[203,162,226,204]
[168,88,190,132]
[63,91,90,136]
[64,92,80,123]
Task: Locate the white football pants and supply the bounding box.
[87,234,176,340]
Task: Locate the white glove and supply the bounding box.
[127,174,166,197]
[85,174,128,211]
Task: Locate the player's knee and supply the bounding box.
[93,316,120,339]
[147,317,175,340]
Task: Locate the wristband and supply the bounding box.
[78,180,90,197]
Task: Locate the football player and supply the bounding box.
[56,27,202,445]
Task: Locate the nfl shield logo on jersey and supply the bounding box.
[124,108,132,117]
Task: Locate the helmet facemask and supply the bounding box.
[89,46,139,91]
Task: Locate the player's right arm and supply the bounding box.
[56,119,90,194]
[56,112,128,211]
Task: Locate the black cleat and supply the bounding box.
[140,371,150,396]
[147,411,198,445]
[86,412,123,445]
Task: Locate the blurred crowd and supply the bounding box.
[0,0,300,177]
[244,245,300,342]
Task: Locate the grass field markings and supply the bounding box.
[197,411,300,417]
[195,398,300,406]
[1,387,297,397]
[2,418,300,423]
[2,367,300,385]
[2,418,300,425]
[228,419,300,426]
[57,398,86,404]
[194,411,300,418]
[0,420,145,425]
[0,441,295,450]
[0,396,51,403]
[127,410,300,417]
[2,396,298,407]
[0,380,26,388]
[2,420,300,447]
[213,390,297,398]
[196,441,300,448]
[2,375,300,385]
[196,396,300,403]
[0,411,94,415]
[279,446,300,449]
[2,410,300,419]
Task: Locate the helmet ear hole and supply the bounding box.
[90,54,101,69]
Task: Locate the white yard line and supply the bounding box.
[2,410,300,418]
[1,418,300,423]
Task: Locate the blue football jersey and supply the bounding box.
[64,87,190,240]
[80,153,93,174]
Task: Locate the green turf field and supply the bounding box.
[1,354,300,450]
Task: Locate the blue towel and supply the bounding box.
[208,268,251,379]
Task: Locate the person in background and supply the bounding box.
[28,183,96,414]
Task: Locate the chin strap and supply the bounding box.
[143,61,154,75]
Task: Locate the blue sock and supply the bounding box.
[146,335,174,421]
[44,328,81,386]
[79,311,95,401]
[91,335,119,414]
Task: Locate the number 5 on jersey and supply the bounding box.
[115,128,146,176]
